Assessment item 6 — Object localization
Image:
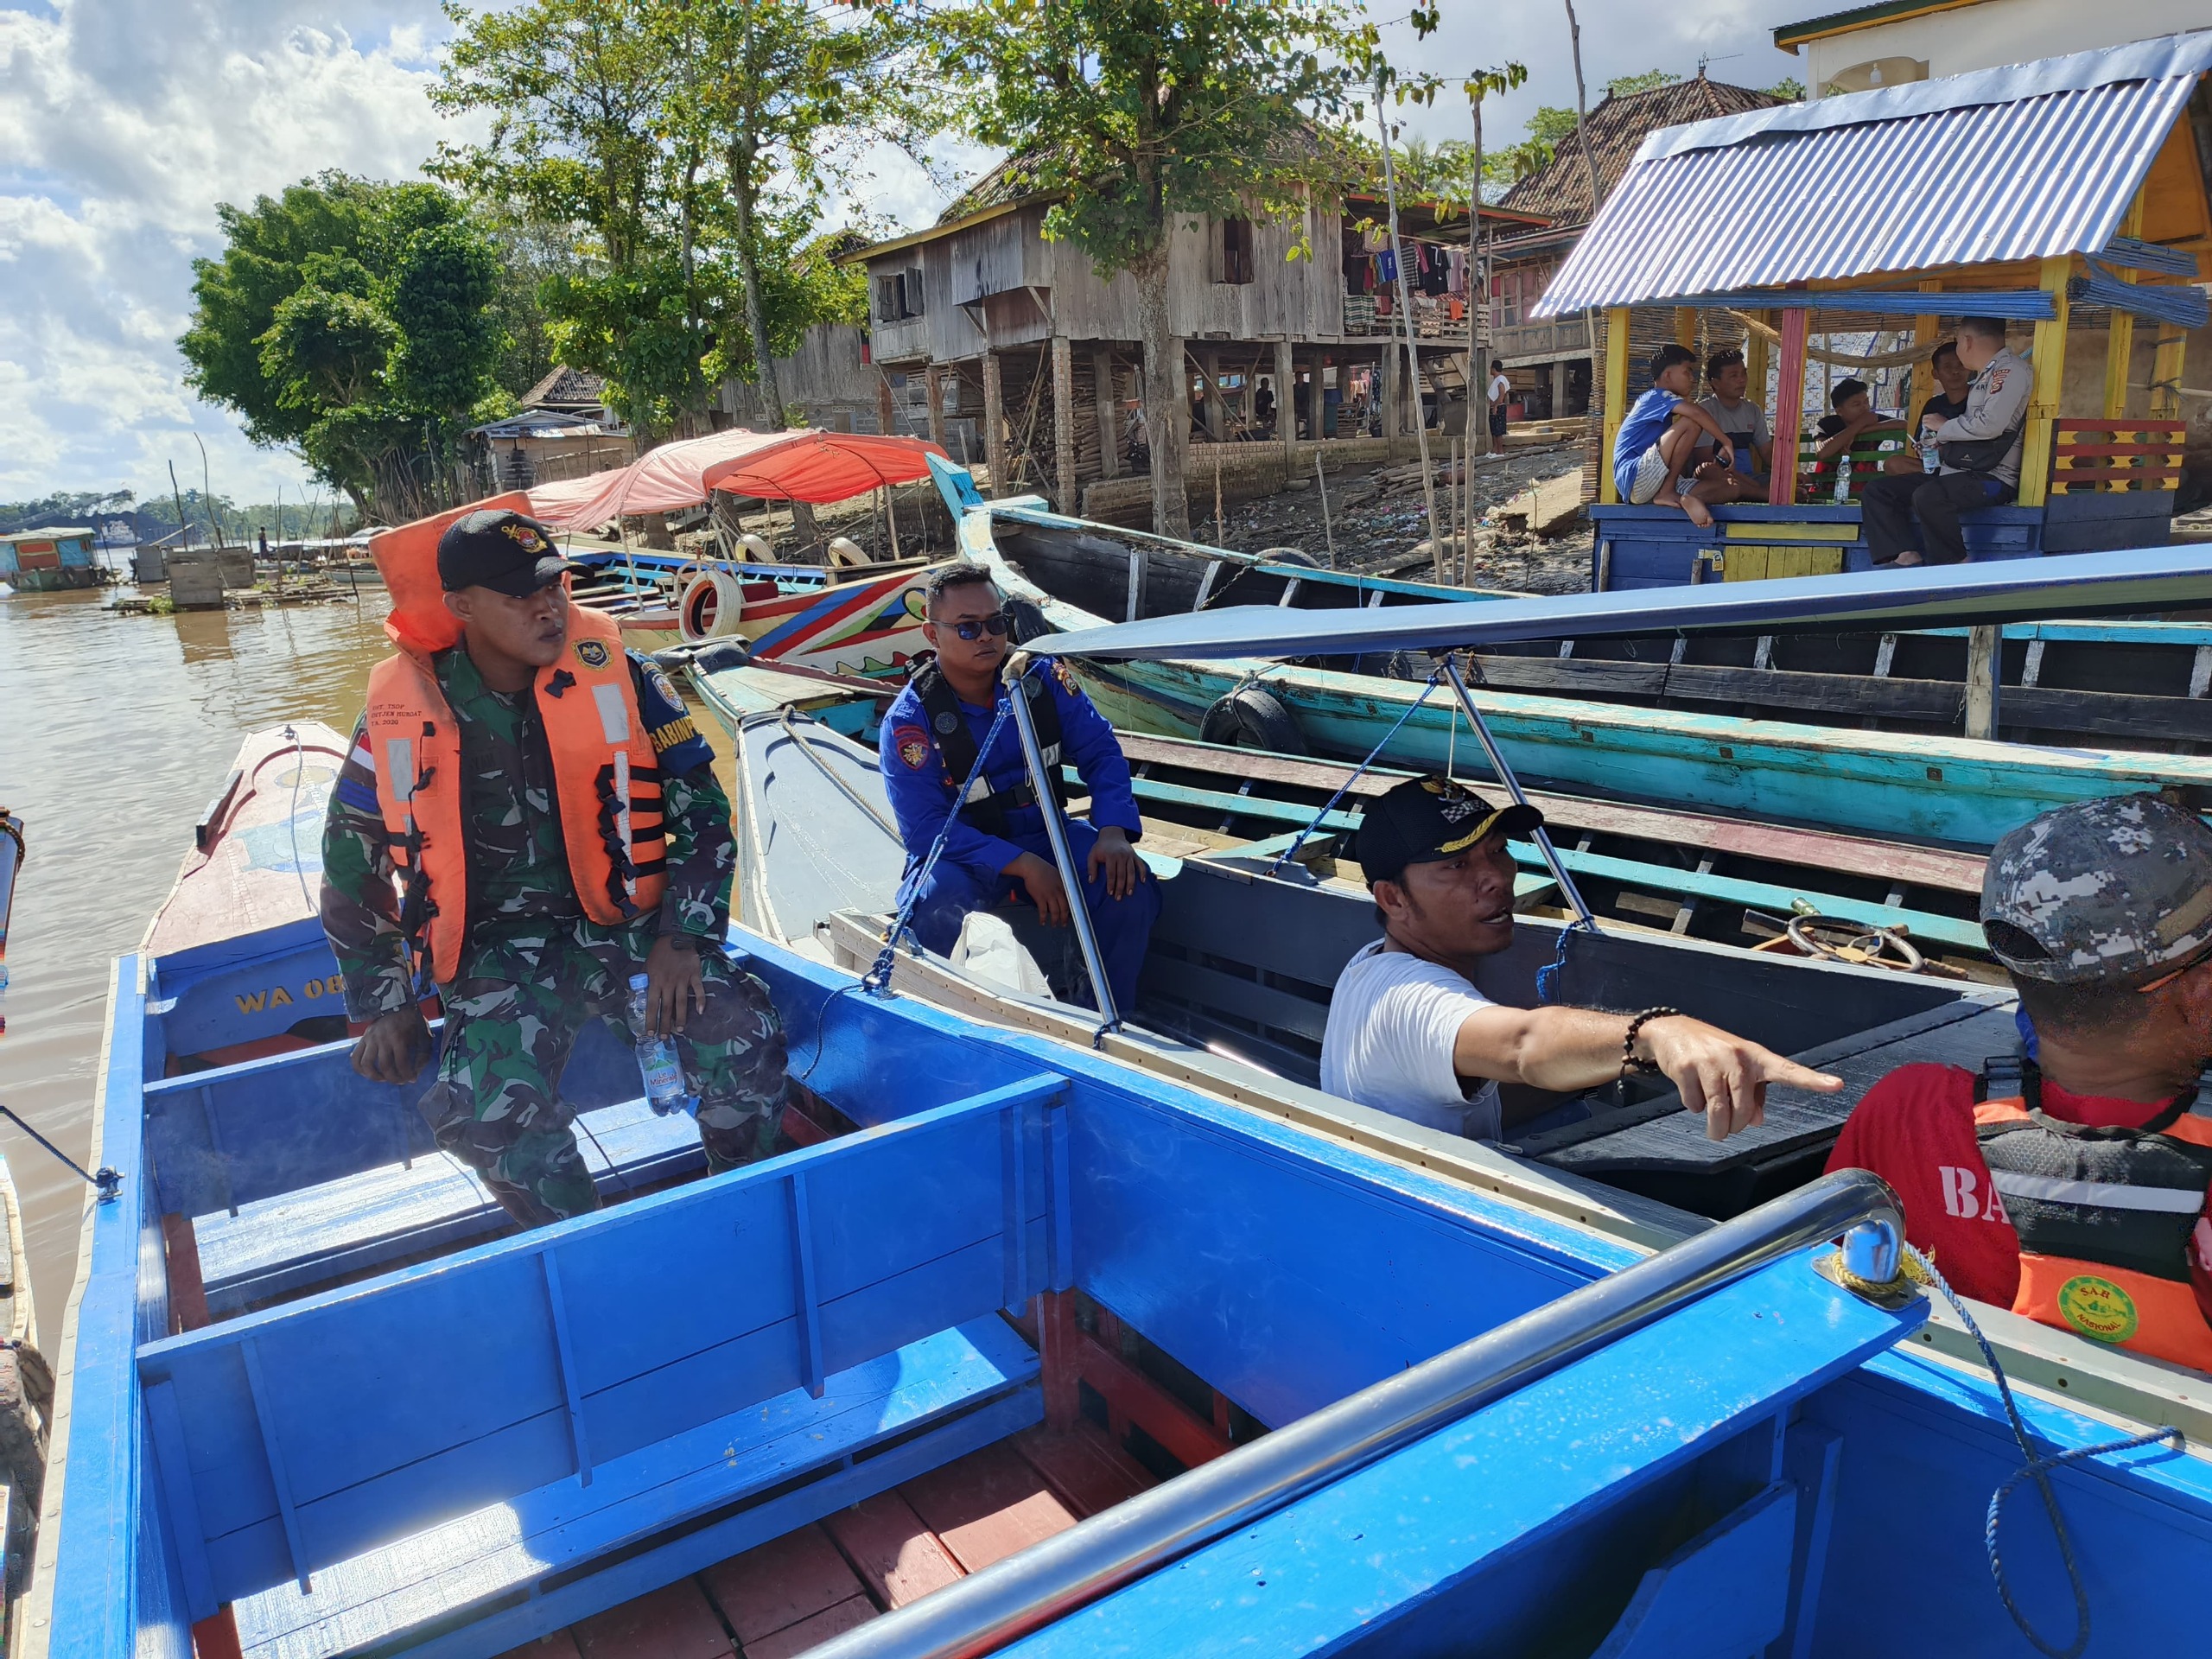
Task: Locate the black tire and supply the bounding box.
[1198,684,1308,754]
[1255,547,1319,569]
[1003,596,1052,645]
[690,640,753,676]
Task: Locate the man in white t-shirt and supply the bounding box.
[1487,368,1512,442]
[1319,776,1841,1142]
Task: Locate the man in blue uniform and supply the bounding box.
[880,563,1160,1011]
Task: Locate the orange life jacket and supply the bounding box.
[1974,1088,2212,1371]
[365,501,667,984]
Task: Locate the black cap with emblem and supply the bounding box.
[437,508,585,596]
[1353,774,1545,887]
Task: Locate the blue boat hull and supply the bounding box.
[36,918,2212,1658]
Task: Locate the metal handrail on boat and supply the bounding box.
[809,1168,1908,1659]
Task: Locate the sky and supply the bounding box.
[0,0,1813,512]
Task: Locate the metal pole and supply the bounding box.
[1002,654,1121,1035]
[804,1169,1911,1659]
[1440,654,1598,929]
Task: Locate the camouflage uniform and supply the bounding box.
[321,645,787,1226]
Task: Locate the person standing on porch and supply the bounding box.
[1487,365,1512,443]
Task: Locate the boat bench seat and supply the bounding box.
[138,1072,1072,1659]
[192,1096,704,1317]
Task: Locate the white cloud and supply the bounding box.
[0,0,467,507]
[0,0,1813,510]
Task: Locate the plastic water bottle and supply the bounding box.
[626,973,695,1116]
[1918,419,1941,473]
[1834,452,1853,503]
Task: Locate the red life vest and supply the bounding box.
[1974,1084,2212,1371]
[365,501,667,984]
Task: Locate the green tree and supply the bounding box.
[181,175,512,521]
[939,0,1370,537]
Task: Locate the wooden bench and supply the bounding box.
[2052,417,2187,493]
[140,1070,1071,1658]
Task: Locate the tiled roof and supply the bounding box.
[1497,77,1787,231]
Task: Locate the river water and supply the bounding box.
[0,580,734,1336]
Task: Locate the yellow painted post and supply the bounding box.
[1674,307,1698,351]
[2104,193,2145,421]
[2151,322,2187,421]
[1744,313,1770,399]
[1908,279,1940,425]
[2014,255,2072,510]
[1599,307,1631,505]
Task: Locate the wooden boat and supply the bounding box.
[919,462,2212,851]
[567,550,946,677]
[937,464,2212,750]
[36,759,2212,1657]
[696,662,1995,976]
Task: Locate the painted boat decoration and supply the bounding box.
[35,739,2212,1659]
[0,808,21,1008]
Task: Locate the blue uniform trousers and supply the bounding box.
[901,819,1160,1013]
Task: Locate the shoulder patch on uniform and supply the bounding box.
[893,724,933,770]
[645,664,681,708]
[649,715,700,753]
[575,638,610,670]
[1052,658,1078,694]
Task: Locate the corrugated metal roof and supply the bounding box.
[1534,33,2212,316]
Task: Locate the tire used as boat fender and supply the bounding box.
[678,569,747,642]
[1199,683,1308,754]
[1255,546,1319,569]
[0,1343,48,1510]
[1002,597,1052,645]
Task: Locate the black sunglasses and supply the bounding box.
[946,611,1013,641]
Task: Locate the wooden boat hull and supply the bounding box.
[1076,651,2210,850]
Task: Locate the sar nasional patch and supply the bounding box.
[575,639,611,670]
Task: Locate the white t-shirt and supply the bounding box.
[1320,941,1503,1140]
[1488,372,1512,407]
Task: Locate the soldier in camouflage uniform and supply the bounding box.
[321,509,789,1227]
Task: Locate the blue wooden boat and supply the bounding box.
[31,752,2212,1659]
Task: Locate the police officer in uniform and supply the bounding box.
[321,508,789,1228]
[879,563,1160,1012]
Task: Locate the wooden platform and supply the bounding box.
[488,1423,1151,1659]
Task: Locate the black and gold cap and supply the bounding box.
[1353,775,1544,887]
[436,508,583,596]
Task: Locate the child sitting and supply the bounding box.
[1611,344,1751,528]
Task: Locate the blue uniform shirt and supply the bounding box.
[879,657,1143,888]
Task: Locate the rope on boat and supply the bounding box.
[792,696,1016,1083]
[1827,1243,2183,1659]
[1265,666,1445,879]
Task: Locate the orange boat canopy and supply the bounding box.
[528,429,948,531]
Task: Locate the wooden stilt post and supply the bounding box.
[1770,306,1809,506]
[982,351,1008,493]
[1598,307,1630,505]
[1093,349,1121,479]
[1966,625,2002,741]
[2152,322,2189,421]
[2105,191,2146,422]
[1201,346,1224,442]
[1276,335,1297,478]
[1379,342,1400,441]
[924,363,947,451]
[876,372,897,438]
[2015,255,2072,512]
[1052,334,1077,515]
[1909,281,1941,431]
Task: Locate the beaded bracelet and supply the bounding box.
[1620,1007,1684,1077]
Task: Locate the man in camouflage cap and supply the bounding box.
[1830,794,2212,1368]
[321,507,790,1228]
